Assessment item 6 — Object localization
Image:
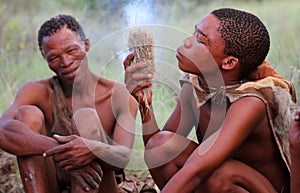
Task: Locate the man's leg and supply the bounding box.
[145,131,277,193]
[198,159,277,193]
[144,131,198,189]
[71,108,119,193]
[72,108,107,143]
[15,105,59,193]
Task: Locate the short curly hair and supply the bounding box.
[38,14,86,56]
[211,8,270,78]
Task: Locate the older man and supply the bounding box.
[0,14,138,193]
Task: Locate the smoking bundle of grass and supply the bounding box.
[128,27,155,108]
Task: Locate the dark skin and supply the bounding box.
[289,109,300,193]
[124,14,290,193]
[0,26,138,193]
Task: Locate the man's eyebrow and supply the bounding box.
[194,25,208,38]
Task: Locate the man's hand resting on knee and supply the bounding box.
[69,161,103,192]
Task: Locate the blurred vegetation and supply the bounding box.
[0,0,299,192]
[1,0,299,110]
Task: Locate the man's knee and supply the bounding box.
[212,160,240,178]
[15,105,45,133]
[204,160,247,193]
[73,108,102,140]
[205,165,234,192]
[145,131,174,151]
[144,131,174,168]
[145,131,193,169]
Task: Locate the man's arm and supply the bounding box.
[161,97,266,193]
[99,89,138,170]
[123,53,197,144]
[0,81,104,191]
[162,83,198,136]
[0,81,58,156]
[123,55,160,143]
[289,109,300,193]
[44,87,138,171]
[133,84,197,146]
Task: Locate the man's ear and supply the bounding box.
[221,56,239,70]
[84,39,90,52]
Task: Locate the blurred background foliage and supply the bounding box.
[0,0,299,111]
[0,0,299,192]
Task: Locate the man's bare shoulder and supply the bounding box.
[230,95,266,108]
[97,77,129,95]
[179,82,196,105]
[27,78,52,87]
[229,95,266,112]
[95,76,137,108]
[227,96,267,130]
[16,78,53,103]
[19,78,52,93]
[96,76,138,117]
[0,78,54,120]
[97,76,125,88]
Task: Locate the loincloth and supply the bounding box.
[180,61,296,172]
[49,76,76,190]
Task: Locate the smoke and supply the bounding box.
[123,0,156,26]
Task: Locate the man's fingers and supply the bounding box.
[75,175,91,192]
[124,61,150,85]
[53,134,77,143]
[130,82,152,98]
[43,135,78,157]
[82,172,99,189]
[123,52,134,70]
[132,72,153,81]
[132,82,152,92]
[91,162,103,178]
[126,62,149,74]
[43,144,66,157]
[123,58,154,104]
[87,165,102,184]
[126,73,153,92]
[57,157,74,169]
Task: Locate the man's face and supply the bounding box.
[41,26,88,83]
[176,14,227,76]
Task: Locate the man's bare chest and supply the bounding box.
[196,100,229,139]
[43,92,116,137]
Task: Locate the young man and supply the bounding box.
[289,109,300,193]
[0,15,138,193]
[124,8,296,193]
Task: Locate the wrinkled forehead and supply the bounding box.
[195,14,220,33]
[195,14,221,36]
[43,27,81,44]
[41,27,83,55]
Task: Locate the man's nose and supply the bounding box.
[183,37,192,48]
[60,55,72,67]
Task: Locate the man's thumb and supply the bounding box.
[53,134,75,143]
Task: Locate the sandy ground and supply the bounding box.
[0,149,23,193]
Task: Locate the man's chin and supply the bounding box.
[178,62,186,72]
[178,62,197,75]
[178,65,186,73]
